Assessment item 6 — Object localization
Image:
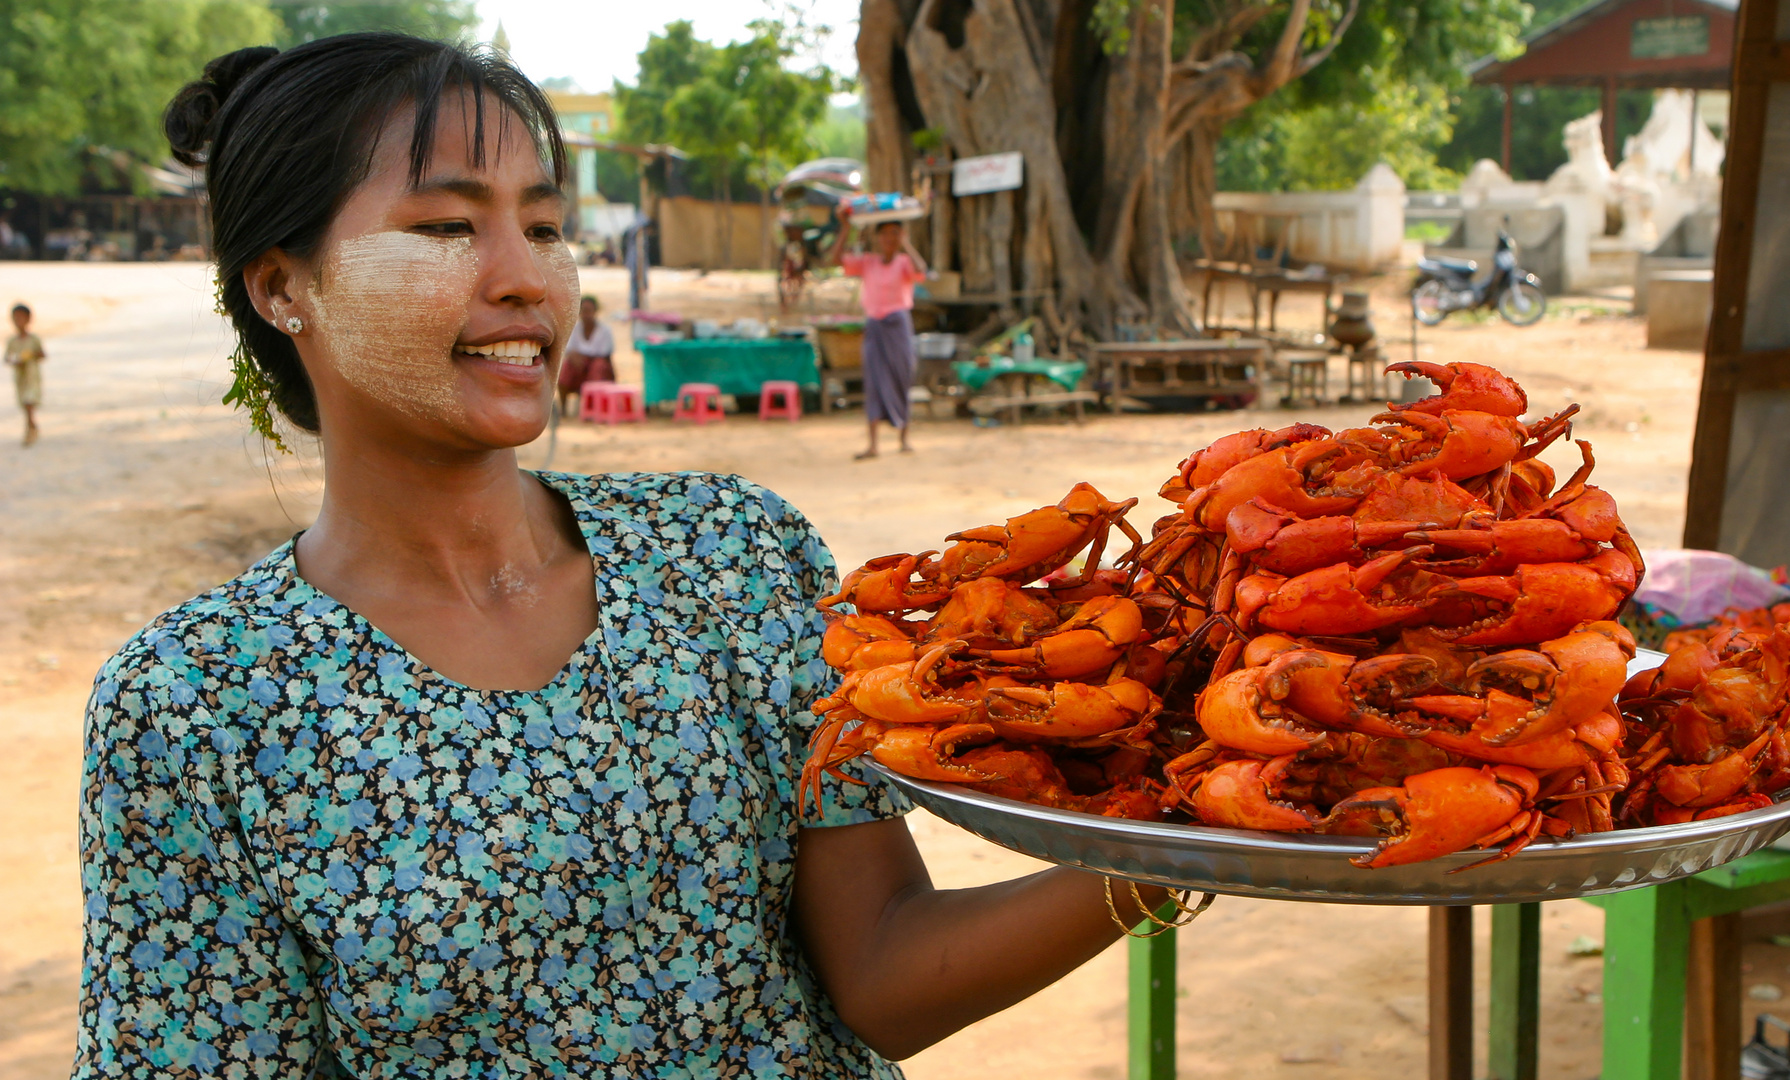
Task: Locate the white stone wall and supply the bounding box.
[1212,164,1407,272]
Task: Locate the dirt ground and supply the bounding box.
[0,260,1753,1078]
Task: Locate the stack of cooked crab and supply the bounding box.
[801,363,1790,869]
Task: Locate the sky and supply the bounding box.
[473,0,862,96]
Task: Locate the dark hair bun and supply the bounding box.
[164,46,280,166]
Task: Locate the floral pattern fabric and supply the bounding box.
[75,471,909,1078]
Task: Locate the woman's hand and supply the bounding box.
[793,818,1169,1060]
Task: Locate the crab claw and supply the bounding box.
[1323,765,1539,868]
[1196,667,1330,755]
[1656,730,1773,809]
[986,677,1157,740]
[1387,362,1529,417]
[1237,545,1434,636]
[1430,549,1636,648]
[865,722,1003,783]
[1190,756,1321,832]
[1461,621,1635,746]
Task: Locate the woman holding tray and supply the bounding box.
[75,35,1171,1077]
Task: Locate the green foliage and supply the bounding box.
[1438,83,1655,180]
[268,0,477,45]
[594,150,640,204]
[808,100,865,162]
[1207,0,1546,192]
[617,17,834,203]
[614,21,714,149]
[0,0,281,195]
[1217,68,1462,191]
[1092,0,1137,56]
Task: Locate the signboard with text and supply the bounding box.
[1631,15,1710,59]
[952,152,1025,196]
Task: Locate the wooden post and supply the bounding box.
[1501,84,1514,176]
[1429,906,1474,1080]
[1684,913,1743,1080]
[1488,904,1541,1080]
[1683,0,1781,549]
[1601,78,1620,169]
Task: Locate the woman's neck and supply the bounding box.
[296,435,558,606]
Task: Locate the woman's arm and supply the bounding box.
[901,233,929,278]
[826,205,855,268]
[793,817,1169,1060]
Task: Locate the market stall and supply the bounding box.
[636,337,820,408]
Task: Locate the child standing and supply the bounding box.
[5,303,44,446]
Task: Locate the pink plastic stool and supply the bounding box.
[672,382,726,424]
[597,384,646,423]
[578,380,616,422]
[757,380,802,421]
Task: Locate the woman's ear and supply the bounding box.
[243,248,313,336]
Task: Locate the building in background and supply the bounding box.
[546,91,620,240]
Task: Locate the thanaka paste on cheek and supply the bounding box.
[310,231,478,422]
[537,240,580,376]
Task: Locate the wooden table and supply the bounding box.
[1250,272,1343,333]
[1086,340,1266,412]
[1278,351,1329,406]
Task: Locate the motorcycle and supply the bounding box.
[1411,228,1547,327]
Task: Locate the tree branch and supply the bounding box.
[1295,0,1359,77]
[1247,0,1312,97]
[1181,2,1271,65]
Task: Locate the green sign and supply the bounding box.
[1631,15,1710,59]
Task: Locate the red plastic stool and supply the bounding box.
[597,384,646,424]
[578,380,615,422]
[672,382,726,424]
[757,380,802,421]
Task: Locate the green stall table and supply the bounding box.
[1126,850,1790,1080]
[1590,848,1790,1080]
[637,338,820,407]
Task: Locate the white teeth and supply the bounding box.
[458,339,542,363]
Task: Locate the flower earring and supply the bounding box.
[285,316,304,334]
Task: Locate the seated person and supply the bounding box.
[556,294,614,415]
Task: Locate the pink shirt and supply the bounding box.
[842,252,927,319]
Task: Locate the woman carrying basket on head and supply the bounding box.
[827,203,926,459]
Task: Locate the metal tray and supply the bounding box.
[876,647,1790,904]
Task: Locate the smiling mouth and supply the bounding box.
[455,339,545,366]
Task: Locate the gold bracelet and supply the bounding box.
[1104,877,1218,938]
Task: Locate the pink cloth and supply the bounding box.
[841,252,926,319]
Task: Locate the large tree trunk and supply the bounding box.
[858,0,917,192]
[866,0,1356,342]
[905,0,1105,336]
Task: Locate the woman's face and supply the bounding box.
[874,223,903,259]
[287,94,578,451]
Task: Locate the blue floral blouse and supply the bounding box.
[74,471,909,1078]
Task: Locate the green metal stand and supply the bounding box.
[1488,904,1541,1080]
[1127,905,1179,1080]
[1588,849,1790,1080]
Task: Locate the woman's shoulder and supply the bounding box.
[543,469,807,528]
[540,470,834,581]
[94,541,311,702]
